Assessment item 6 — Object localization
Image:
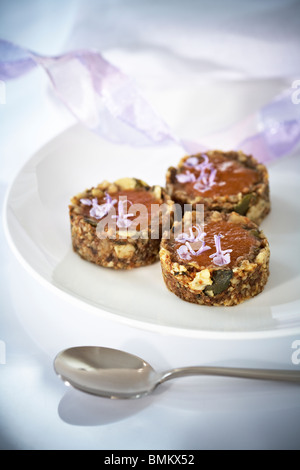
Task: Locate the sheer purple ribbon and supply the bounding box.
[1,38,299,162]
[238,89,300,162]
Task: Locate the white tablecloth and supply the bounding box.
[1,0,300,450]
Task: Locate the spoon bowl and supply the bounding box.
[54,346,159,398]
[54,346,300,399]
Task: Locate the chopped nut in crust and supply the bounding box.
[189,269,212,291]
[114,244,136,259]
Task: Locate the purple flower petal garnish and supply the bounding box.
[194,163,217,193]
[80,198,93,206]
[175,225,205,243]
[114,216,134,229]
[84,193,117,220]
[176,245,192,261]
[112,200,134,228]
[209,168,217,185]
[195,154,209,171]
[176,170,197,184]
[180,153,218,193]
[176,225,211,261]
[183,154,209,170]
[184,156,199,168]
[209,234,232,266]
[186,241,211,256]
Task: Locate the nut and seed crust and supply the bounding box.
[69,178,174,270]
[160,211,270,306]
[165,150,270,225]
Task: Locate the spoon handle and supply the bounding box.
[159,366,300,384]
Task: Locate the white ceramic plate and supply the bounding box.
[4,123,300,339]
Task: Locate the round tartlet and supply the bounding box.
[160,210,270,307]
[69,177,173,270]
[165,150,270,225]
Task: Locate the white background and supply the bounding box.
[1,0,300,450]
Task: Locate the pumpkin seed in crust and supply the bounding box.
[204,270,233,296]
[234,193,253,215]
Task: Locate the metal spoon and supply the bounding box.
[54,346,300,399]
